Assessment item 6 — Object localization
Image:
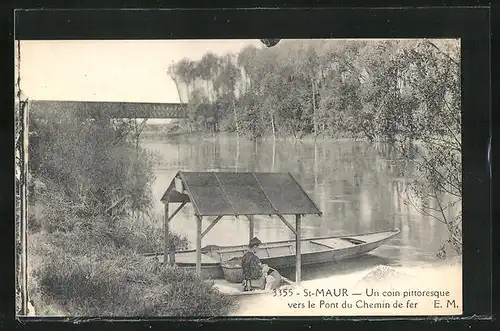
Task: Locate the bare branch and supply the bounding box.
[432,185,452,226]
[104,195,130,214]
[423,135,461,153]
[393,143,461,197]
[403,187,446,225]
[424,40,460,67]
[442,101,462,146]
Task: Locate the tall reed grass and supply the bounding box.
[30,232,236,316]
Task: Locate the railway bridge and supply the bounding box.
[30,100,189,119]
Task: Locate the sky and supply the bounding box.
[17,38,458,104]
[18,40,264,103]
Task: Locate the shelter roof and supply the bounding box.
[161,171,322,217]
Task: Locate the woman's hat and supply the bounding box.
[249,237,262,247]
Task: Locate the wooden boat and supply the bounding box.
[144,229,400,280]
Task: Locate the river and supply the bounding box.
[142,133,456,277]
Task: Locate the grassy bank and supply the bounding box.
[27,227,236,316]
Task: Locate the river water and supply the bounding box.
[142,133,455,278]
[141,133,463,316]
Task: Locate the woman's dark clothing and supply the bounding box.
[241,251,262,280]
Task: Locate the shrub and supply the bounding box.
[35,250,236,316]
[29,108,157,233]
[106,217,189,254]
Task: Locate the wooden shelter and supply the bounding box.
[160,171,322,283]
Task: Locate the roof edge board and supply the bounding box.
[196,212,317,217]
[160,178,175,203]
[177,171,203,216]
[212,172,239,216]
[251,172,281,215]
[288,172,323,216]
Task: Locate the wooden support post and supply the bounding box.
[196,215,202,276]
[168,249,176,265]
[295,214,302,284]
[276,214,297,235]
[248,215,255,242]
[201,215,223,239]
[168,201,187,223]
[164,203,169,265]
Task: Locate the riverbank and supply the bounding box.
[25,230,237,316]
[232,257,462,316]
[140,129,445,148]
[140,129,372,143]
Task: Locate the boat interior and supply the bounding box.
[202,236,369,263]
[146,230,399,266]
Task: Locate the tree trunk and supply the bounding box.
[235,137,240,171]
[312,76,318,135]
[314,142,318,188]
[233,98,239,137]
[206,81,212,104]
[271,138,276,171]
[270,111,276,141]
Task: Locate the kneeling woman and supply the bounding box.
[241,237,282,291]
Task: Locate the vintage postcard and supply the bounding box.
[15,38,462,317]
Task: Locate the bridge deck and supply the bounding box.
[29,100,188,119]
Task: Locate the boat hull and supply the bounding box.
[144,229,400,278]
[235,229,400,269]
[177,265,225,280]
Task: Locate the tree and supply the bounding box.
[359,40,462,255]
[29,107,156,232]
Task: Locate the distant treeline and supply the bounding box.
[168,39,460,142]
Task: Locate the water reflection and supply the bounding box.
[143,133,454,264]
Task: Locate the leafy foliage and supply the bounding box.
[29,108,157,232]
[33,246,235,316]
